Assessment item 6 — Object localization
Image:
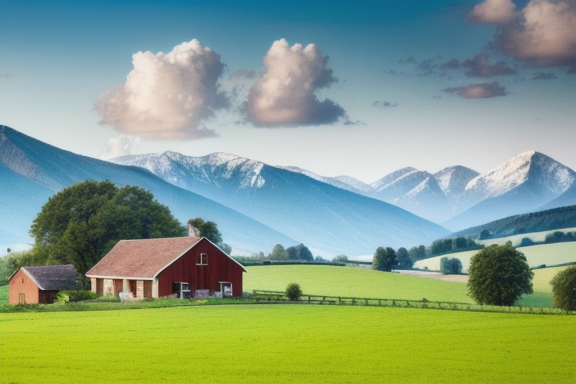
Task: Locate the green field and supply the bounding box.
[245,265,473,302]
[1,305,575,384]
[413,242,576,272]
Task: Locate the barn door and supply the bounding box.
[19,293,26,304]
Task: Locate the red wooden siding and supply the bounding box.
[156,239,244,297]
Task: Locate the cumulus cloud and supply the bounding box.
[469,0,516,24]
[443,82,508,98]
[100,135,141,160]
[247,38,346,127]
[463,53,517,77]
[471,0,576,69]
[95,39,228,139]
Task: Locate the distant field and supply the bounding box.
[476,227,576,247]
[1,305,574,384]
[414,242,576,272]
[245,265,473,303]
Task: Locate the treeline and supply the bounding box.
[429,237,483,256]
[455,205,576,240]
[519,231,576,247]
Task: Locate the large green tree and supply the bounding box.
[30,180,186,275]
[467,245,533,306]
[286,243,314,261]
[372,247,397,272]
[396,247,412,269]
[550,265,576,311]
[187,218,223,245]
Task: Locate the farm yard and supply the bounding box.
[1,264,576,383]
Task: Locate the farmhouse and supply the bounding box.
[9,264,81,304]
[85,236,246,299]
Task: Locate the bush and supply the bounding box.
[56,290,99,303]
[550,265,576,311]
[468,245,533,306]
[285,283,302,301]
[440,257,462,274]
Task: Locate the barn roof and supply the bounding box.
[19,264,82,291]
[85,236,245,280]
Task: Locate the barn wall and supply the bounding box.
[156,239,244,297]
[9,269,39,304]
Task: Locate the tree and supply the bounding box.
[286,243,313,261]
[396,247,412,269]
[440,257,462,275]
[332,254,348,263]
[550,265,576,311]
[30,180,186,275]
[269,244,288,260]
[372,247,397,272]
[467,245,533,306]
[187,218,223,245]
[285,283,302,301]
[408,245,427,262]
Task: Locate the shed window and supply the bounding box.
[197,253,208,265]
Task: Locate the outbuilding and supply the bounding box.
[85,236,246,299]
[9,264,82,304]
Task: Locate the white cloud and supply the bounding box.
[469,0,516,24]
[100,135,140,160]
[247,39,346,127]
[471,0,576,69]
[95,39,227,139]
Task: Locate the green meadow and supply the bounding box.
[1,305,575,384]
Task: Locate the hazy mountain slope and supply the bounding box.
[113,152,450,255]
[445,151,576,231]
[433,166,479,206]
[0,126,297,255]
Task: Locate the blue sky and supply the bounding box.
[1,0,575,182]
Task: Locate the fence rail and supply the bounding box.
[251,290,574,315]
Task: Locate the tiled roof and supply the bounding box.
[85,237,203,279]
[21,264,82,291]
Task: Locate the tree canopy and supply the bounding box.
[372,247,397,272]
[467,245,533,306]
[550,265,576,311]
[30,180,186,275]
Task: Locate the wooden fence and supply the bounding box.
[251,290,574,315]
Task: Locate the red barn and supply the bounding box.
[85,236,247,299]
[9,264,81,304]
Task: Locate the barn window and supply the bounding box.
[197,253,208,265]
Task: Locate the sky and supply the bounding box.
[1,0,575,183]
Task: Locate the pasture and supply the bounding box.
[1,305,575,384]
[413,242,576,272]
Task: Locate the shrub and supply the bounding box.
[285,283,302,301]
[440,257,462,274]
[57,290,99,303]
[550,265,576,311]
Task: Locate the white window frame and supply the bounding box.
[197,253,208,265]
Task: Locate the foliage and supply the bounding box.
[550,265,576,311]
[440,257,462,275]
[396,247,412,269]
[408,245,427,262]
[372,247,397,272]
[544,231,576,244]
[286,244,313,261]
[332,254,348,263]
[55,290,99,303]
[285,283,302,301]
[468,245,534,306]
[29,180,186,275]
[187,218,223,245]
[455,205,576,240]
[269,244,288,260]
[431,237,482,256]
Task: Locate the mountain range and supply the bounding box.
[1,125,448,258]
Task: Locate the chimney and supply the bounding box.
[188,223,201,237]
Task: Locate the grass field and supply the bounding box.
[245,265,473,303]
[413,242,576,272]
[1,305,575,384]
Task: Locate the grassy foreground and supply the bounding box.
[1,305,574,384]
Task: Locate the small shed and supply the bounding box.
[9,264,81,304]
[85,236,247,299]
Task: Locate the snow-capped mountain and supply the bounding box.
[112,152,449,255]
[433,166,480,206]
[0,126,297,256]
[445,151,576,230]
